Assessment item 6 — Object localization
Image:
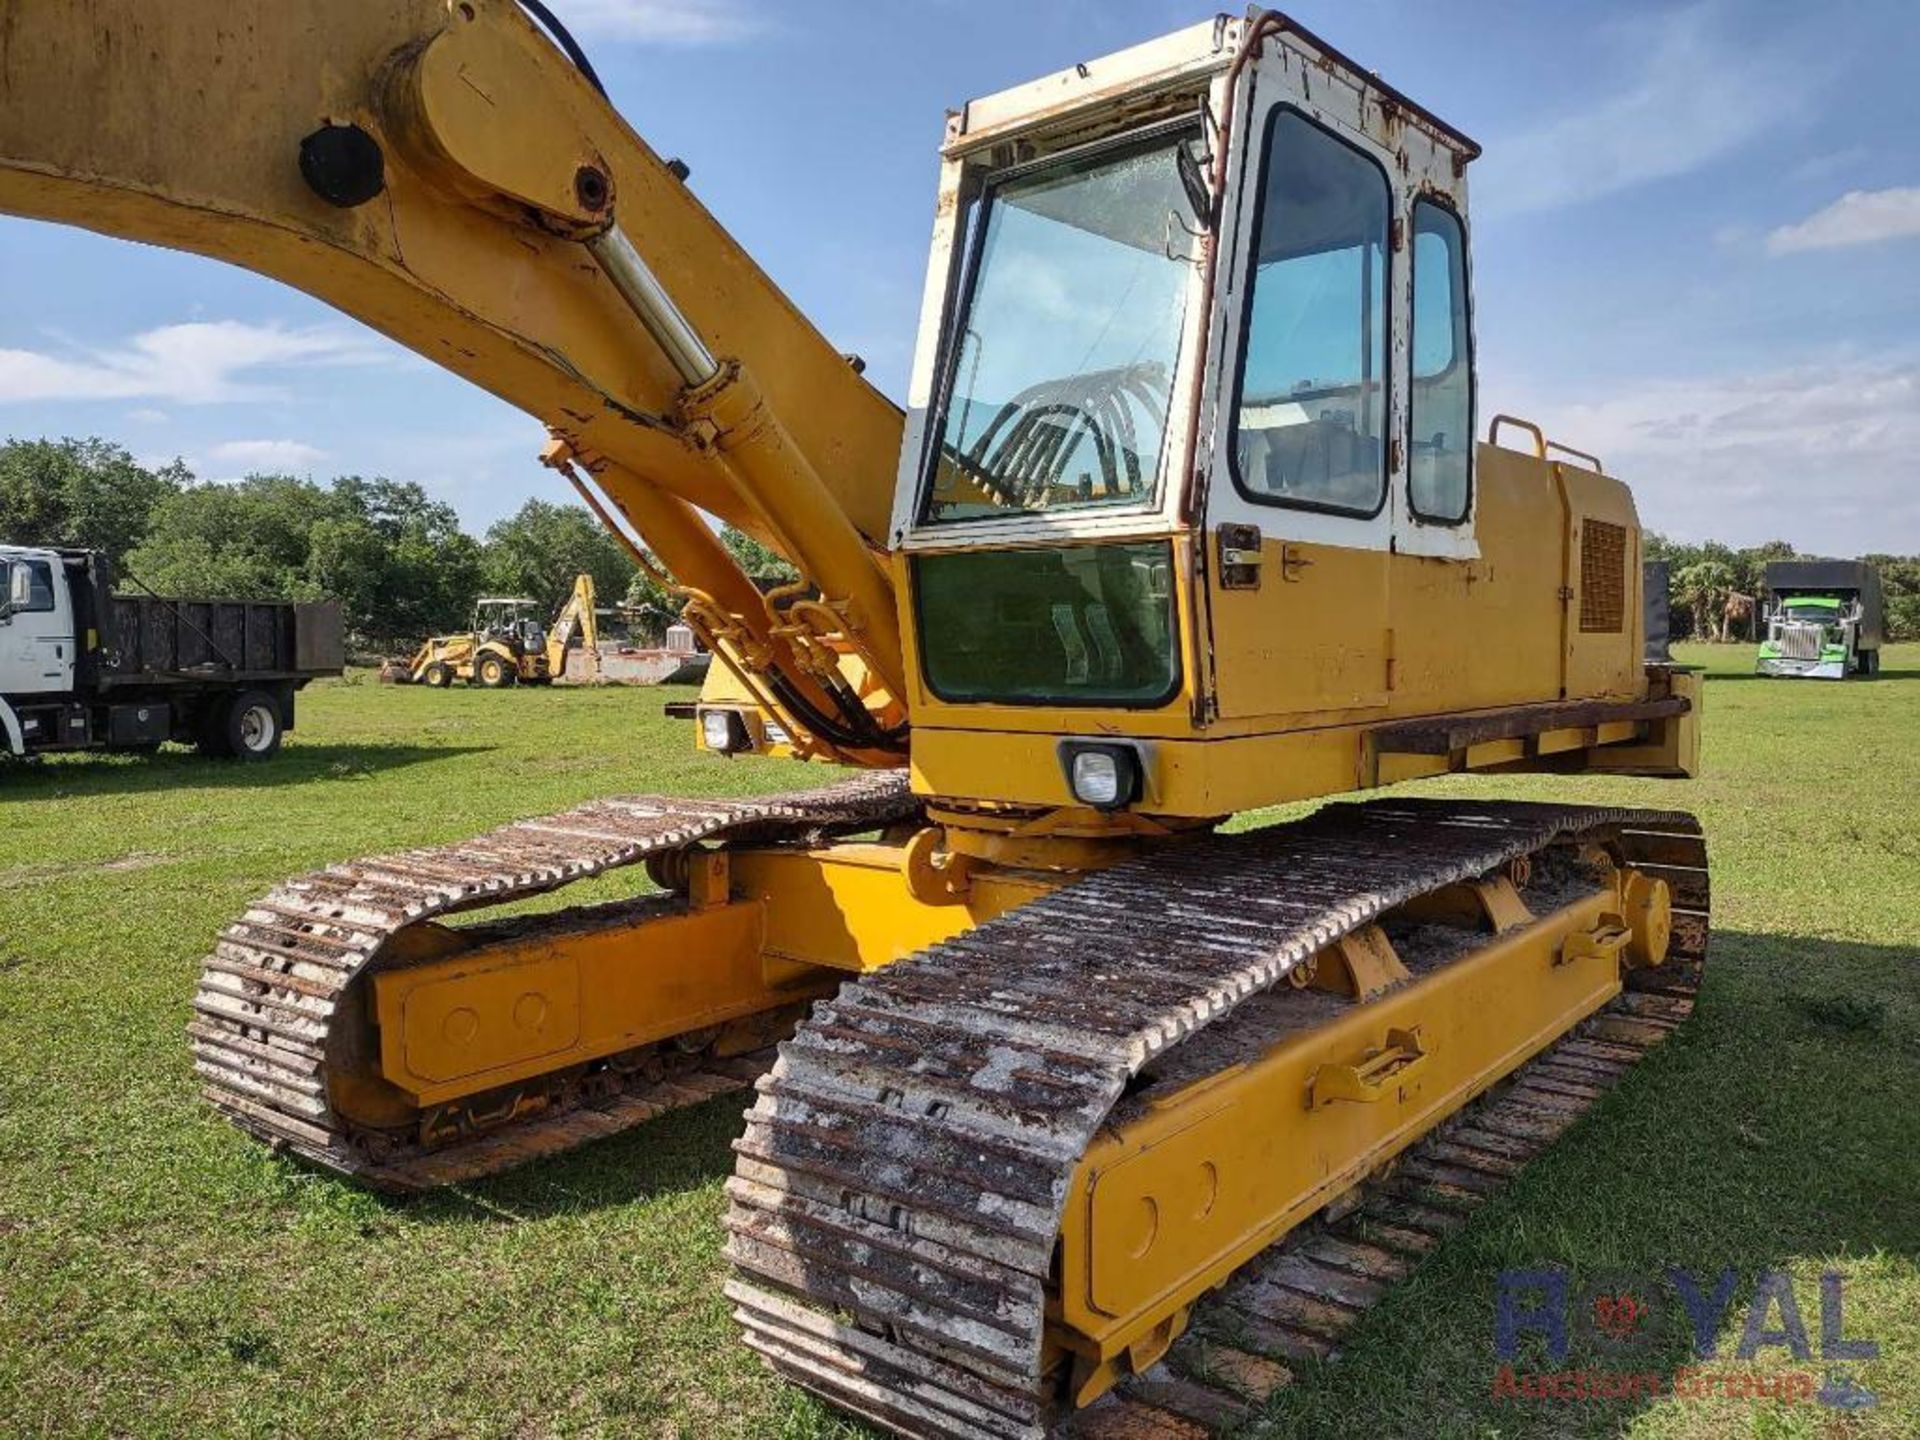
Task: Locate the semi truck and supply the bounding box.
[1757,560,1883,679]
[0,545,344,760]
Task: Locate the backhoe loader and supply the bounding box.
[388,573,598,686]
[0,5,1708,1434]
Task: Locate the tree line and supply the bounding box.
[0,436,802,649]
[4,435,1913,648]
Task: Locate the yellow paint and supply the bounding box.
[1208,539,1390,717]
[0,15,1715,1390]
[0,2,904,555]
[373,900,793,1105]
[903,441,1694,822]
[0,3,1695,816]
[1053,884,1631,1382]
[368,834,1069,1106]
[729,842,1057,973]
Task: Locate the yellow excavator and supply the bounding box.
[0,6,1708,1434]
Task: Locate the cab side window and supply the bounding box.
[4,559,56,613]
[1231,109,1391,517]
[1408,199,1473,523]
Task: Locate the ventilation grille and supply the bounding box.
[1579,520,1627,633]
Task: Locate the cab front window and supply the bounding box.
[920,128,1205,525]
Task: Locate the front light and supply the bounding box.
[1061,742,1141,810]
[1071,751,1122,806]
[701,708,748,754]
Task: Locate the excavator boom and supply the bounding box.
[0,0,907,759]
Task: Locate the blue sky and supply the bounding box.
[2,0,1916,553]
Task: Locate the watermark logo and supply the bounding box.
[1493,1267,1878,1410]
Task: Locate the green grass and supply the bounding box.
[1,648,1916,1438]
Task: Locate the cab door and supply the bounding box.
[0,554,75,695]
[1201,98,1396,720]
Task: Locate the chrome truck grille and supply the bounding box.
[1777,623,1826,661]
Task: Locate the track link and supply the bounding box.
[190,771,918,1191]
[724,800,1708,1439]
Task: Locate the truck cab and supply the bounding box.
[0,546,91,751]
[0,547,79,698]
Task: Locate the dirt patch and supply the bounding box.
[0,851,170,891]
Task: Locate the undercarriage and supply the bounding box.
[193,780,1705,1436]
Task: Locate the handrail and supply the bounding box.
[1487,414,1606,474]
[1545,439,1605,473]
[1487,414,1546,458]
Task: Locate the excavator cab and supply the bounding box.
[880,15,1690,832]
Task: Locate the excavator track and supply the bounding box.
[724,798,1708,1439]
[190,771,918,1191]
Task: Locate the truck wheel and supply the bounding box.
[199,690,283,761]
[422,662,454,688]
[476,654,514,688]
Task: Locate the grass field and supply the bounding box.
[2,646,1916,1438]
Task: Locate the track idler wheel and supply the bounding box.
[1620,870,1672,969]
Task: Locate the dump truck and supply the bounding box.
[1,6,1710,1434]
[0,545,343,760]
[1644,560,1675,664]
[1757,560,1883,678]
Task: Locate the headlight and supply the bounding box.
[1061,742,1141,810]
[700,708,749,754]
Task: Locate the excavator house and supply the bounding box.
[0,6,1708,1435]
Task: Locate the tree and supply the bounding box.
[720,524,800,584]
[480,499,637,615]
[326,477,483,640]
[0,436,187,563]
[125,472,483,644]
[1868,553,1920,643]
[125,475,334,599]
[1674,559,1736,643]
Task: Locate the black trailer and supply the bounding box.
[1643,560,1674,664]
[0,546,344,759]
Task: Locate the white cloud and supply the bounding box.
[0,321,387,406]
[1476,6,1802,218]
[1489,353,1920,553]
[204,439,328,472]
[561,0,764,46]
[1766,187,1920,255]
[124,408,170,424]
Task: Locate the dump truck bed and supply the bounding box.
[102,594,345,686]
